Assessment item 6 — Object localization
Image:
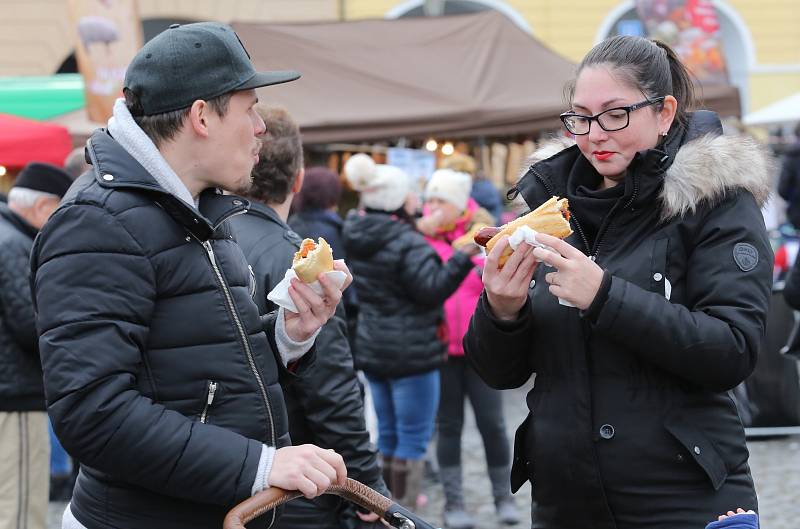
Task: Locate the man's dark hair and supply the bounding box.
[246,106,303,205]
[294,167,341,212]
[123,88,232,147]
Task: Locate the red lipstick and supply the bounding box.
[593,151,614,161]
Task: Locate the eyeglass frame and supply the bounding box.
[559,96,666,136]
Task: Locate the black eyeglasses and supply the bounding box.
[560,97,665,135]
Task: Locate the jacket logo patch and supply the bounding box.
[733,243,758,272]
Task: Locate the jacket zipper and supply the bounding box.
[532,168,592,256]
[200,238,278,527]
[533,168,639,263]
[199,381,218,424]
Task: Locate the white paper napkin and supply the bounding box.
[267,268,348,313]
[507,226,575,308]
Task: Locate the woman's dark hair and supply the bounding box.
[565,36,696,128]
[294,166,342,212]
[246,106,304,205]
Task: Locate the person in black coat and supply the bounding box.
[290,166,359,341]
[464,36,773,529]
[31,23,349,529]
[777,123,800,229]
[231,106,388,529]
[0,162,72,529]
[342,153,481,510]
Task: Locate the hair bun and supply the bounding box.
[344,153,377,192]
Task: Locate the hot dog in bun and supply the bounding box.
[292,238,334,283]
[474,196,572,266]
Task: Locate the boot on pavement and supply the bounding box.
[392,457,426,509]
[489,465,520,525]
[439,466,474,529]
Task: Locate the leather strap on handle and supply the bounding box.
[223,478,394,529]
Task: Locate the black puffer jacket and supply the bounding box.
[342,210,475,377]
[31,130,300,529]
[465,112,773,529]
[0,203,44,411]
[231,203,388,499]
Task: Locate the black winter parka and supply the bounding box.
[0,203,45,411]
[342,210,475,378]
[464,112,774,529]
[31,130,301,529]
[230,203,389,500]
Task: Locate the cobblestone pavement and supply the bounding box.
[48,380,800,528]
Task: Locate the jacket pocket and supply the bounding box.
[199,380,219,424]
[510,412,532,493]
[663,410,728,490]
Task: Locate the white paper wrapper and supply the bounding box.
[507,226,575,308]
[267,268,348,313]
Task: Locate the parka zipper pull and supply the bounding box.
[200,381,217,424]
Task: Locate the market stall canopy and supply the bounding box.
[232,12,574,143]
[0,113,72,169]
[743,92,800,127]
[232,11,741,144]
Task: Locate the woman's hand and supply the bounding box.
[531,233,603,311]
[483,236,538,321]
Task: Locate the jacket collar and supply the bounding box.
[86,129,250,240]
[517,111,772,221]
[0,202,37,239]
[246,201,303,245]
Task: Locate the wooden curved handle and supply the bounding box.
[223,478,393,529]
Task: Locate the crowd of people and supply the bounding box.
[0,19,786,529]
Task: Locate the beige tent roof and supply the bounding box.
[54,11,741,145]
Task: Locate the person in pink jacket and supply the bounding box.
[420,167,520,529]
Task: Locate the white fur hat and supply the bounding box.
[344,153,410,212]
[425,169,472,211]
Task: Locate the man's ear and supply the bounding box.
[188,99,210,138]
[291,167,305,194]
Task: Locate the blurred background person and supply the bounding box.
[231,107,387,529]
[0,162,72,529]
[290,167,359,348]
[778,123,800,230]
[440,153,503,225]
[342,154,479,510]
[421,168,520,528]
[63,148,92,180]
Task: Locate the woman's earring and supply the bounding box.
[661,131,668,137]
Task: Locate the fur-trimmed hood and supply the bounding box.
[520,122,774,221]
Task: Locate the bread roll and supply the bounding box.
[486,197,572,266]
[292,238,334,283]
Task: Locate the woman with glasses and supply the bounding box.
[464,35,773,528]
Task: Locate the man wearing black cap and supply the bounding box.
[30,23,350,529]
[0,162,72,529]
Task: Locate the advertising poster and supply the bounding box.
[67,0,143,122]
[635,0,728,84]
[387,147,437,194]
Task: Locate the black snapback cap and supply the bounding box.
[124,22,300,115]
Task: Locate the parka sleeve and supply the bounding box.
[399,234,475,308]
[463,292,536,389]
[0,237,38,352]
[32,203,262,507]
[589,192,772,392]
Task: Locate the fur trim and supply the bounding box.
[518,136,576,182]
[518,134,773,220]
[659,134,773,220]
